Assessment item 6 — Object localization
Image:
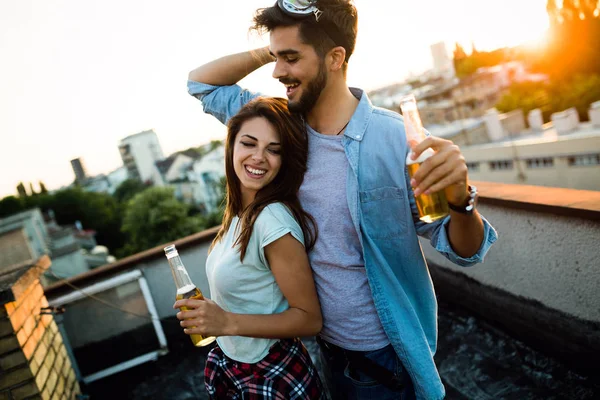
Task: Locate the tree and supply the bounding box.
[41,188,125,253]
[453,43,467,63]
[39,181,48,194]
[541,0,600,79]
[0,196,23,218]
[16,182,27,198]
[453,48,508,78]
[496,74,600,122]
[121,187,202,255]
[113,179,149,204]
[547,74,600,121]
[495,81,552,121]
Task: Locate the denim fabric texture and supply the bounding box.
[317,338,416,400]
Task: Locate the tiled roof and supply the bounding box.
[155,156,177,175]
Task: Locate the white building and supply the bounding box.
[151,144,225,213]
[187,145,225,213]
[462,106,600,191]
[430,41,456,80]
[119,130,165,184]
[82,166,128,195]
[152,153,195,187]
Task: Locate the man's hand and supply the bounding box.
[173,298,234,337]
[409,136,469,205]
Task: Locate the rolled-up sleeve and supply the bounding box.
[187,80,261,125]
[406,170,498,266]
[429,214,498,267]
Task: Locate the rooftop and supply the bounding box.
[120,129,158,143]
[37,182,600,399]
[427,118,484,138]
[466,121,600,150]
[81,301,600,400]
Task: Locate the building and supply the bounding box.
[81,166,128,195]
[150,144,225,213]
[462,106,600,191]
[118,130,165,184]
[0,209,115,287]
[70,158,88,185]
[0,240,82,399]
[187,144,225,213]
[430,41,456,80]
[152,153,195,187]
[426,118,491,147]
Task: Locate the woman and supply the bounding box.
[174,97,323,399]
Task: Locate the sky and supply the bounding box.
[0,0,550,198]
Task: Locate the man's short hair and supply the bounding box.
[253,0,358,65]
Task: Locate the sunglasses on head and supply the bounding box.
[276,0,350,61]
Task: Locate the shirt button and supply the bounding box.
[355,135,361,139]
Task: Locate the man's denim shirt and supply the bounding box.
[188,81,498,400]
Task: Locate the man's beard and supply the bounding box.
[288,61,327,114]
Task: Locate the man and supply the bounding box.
[185,1,497,398]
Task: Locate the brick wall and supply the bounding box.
[0,259,80,400]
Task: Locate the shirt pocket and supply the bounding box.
[359,187,408,240]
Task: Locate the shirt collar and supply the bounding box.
[343,88,373,142]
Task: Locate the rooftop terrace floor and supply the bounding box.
[84,301,599,400]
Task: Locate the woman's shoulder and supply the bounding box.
[257,202,296,226]
[254,202,304,246]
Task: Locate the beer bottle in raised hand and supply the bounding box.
[400,94,449,223]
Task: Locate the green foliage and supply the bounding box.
[0,196,23,218]
[495,81,552,120]
[548,74,600,121]
[496,74,600,122]
[39,181,48,194]
[113,179,149,204]
[121,187,203,255]
[453,48,508,78]
[45,188,124,252]
[540,0,600,79]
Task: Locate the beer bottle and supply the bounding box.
[400,94,449,223]
[164,244,216,347]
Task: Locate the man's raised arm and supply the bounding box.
[188,46,275,85]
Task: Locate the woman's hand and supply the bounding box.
[173,298,235,337]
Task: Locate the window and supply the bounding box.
[525,157,554,169]
[489,160,513,170]
[568,154,600,166]
[466,162,480,172]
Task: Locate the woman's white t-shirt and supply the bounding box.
[206,202,305,363]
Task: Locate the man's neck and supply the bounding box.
[306,82,359,135]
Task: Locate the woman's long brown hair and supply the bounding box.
[212,97,317,261]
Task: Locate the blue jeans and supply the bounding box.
[317,338,415,400]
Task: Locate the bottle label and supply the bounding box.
[166,251,179,259]
[406,148,435,165]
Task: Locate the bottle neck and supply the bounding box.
[167,253,194,292]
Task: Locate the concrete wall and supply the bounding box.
[421,202,600,323]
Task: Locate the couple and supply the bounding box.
[174,1,498,399]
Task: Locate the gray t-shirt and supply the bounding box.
[299,125,389,351]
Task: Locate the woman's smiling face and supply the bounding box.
[232,116,282,206]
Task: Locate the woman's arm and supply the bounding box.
[174,233,322,338]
